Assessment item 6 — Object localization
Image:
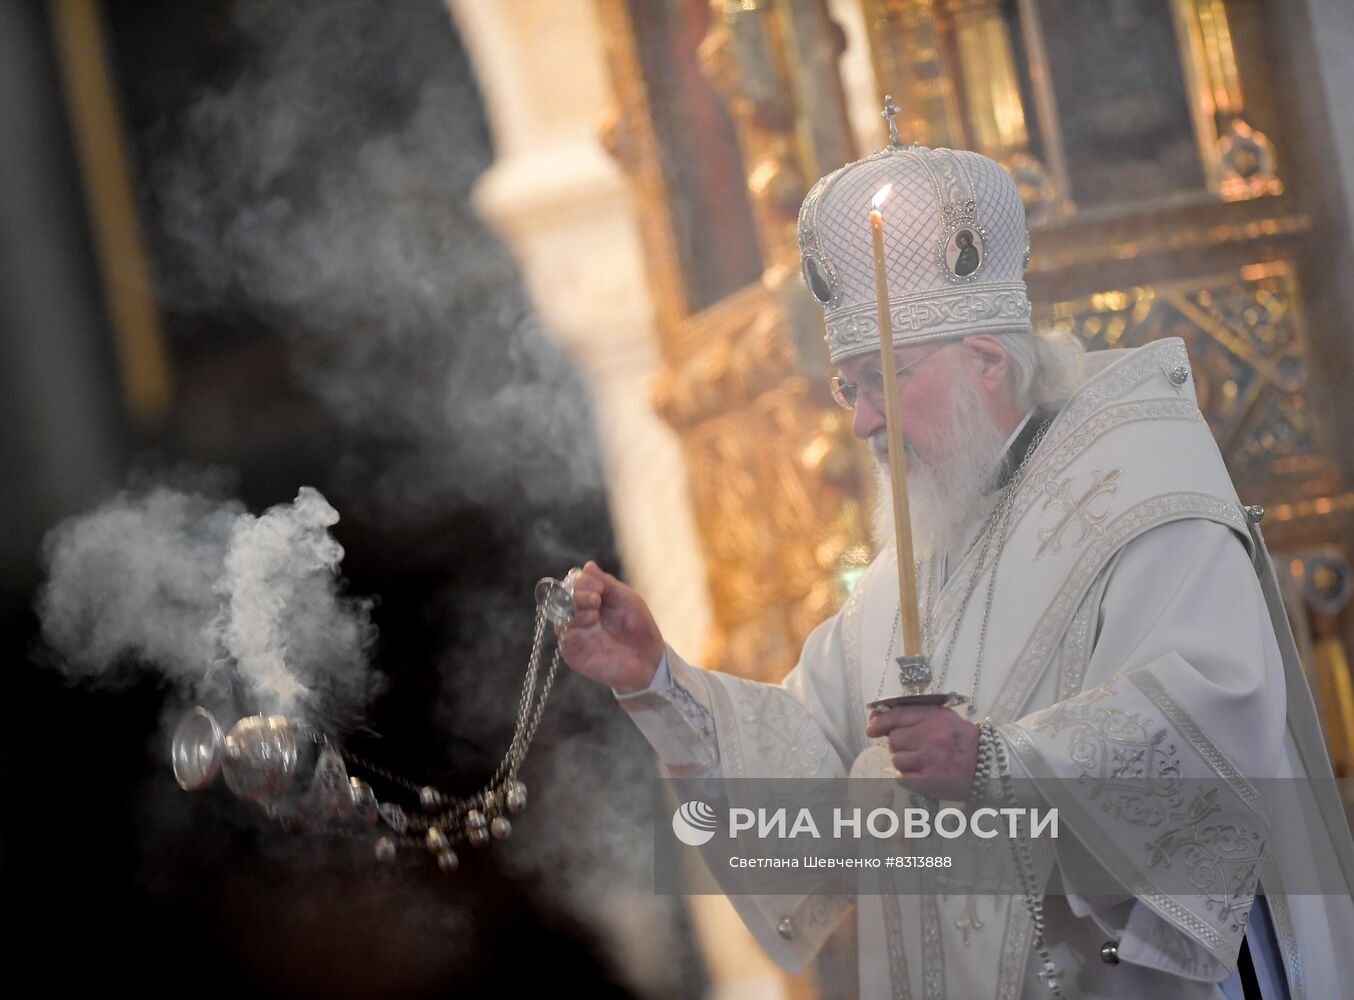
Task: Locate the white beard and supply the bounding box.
[870,376,1010,563]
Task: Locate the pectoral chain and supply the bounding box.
[874,421,1064,995]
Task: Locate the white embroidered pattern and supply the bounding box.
[1011,399,1200,544]
[921,892,946,998]
[928,396,1200,638]
[989,493,1247,723]
[1025,688,1272,934]
[882,894,916,1000]
[1055,584,1100,701]
[1127,671,1269,935]
[1129,671,1263,814]
[670,684,718,750]
[1036,468,1122,557]
[735,683,832,779]
[1027,692,1186,826]
[995,897,1033,1000]
[705,675,748,780]
[827,284,1032,355]
[1002,724,1233,963]
[843,564,869,753]
[1143,788,1263,934]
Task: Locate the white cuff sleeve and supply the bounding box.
[612,646,720,776]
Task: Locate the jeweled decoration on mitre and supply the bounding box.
[798,96,1034,363]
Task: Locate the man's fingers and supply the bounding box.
[557,602,601,644]
[865,704,937,736]
[888,728,924,753]
[891,749,927,774]
[570,608,600,628]
[571,562,638,609]
[571,571,605,599]
[865,710,887,736]
[573,589,602,611]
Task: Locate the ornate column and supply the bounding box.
[590,0,873,681]
[446,3,793,996]
[445,0,712,661]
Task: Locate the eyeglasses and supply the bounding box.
[829,344,950,411]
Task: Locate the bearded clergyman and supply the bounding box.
[559,125,1354,998]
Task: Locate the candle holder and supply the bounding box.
[866,654,970,710]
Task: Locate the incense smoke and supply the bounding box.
[146,0,606,527]
[80,1,693,992]
[37,484,378,729]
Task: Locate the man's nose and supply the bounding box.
[852,394,885,439]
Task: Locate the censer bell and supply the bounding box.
[171,705,224,791]
[171,707,352,824]
[170,566,580,871]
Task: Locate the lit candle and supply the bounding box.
[869,184,923,658]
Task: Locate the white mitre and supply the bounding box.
[797,102,1032,363]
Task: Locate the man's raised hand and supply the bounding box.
[558,561,664,693]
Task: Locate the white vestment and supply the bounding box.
[615,339,1354,999]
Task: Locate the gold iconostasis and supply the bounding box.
[590,0,1354,780]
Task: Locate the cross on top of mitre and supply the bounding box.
[881,95,902,147]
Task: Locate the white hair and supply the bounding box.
[998,329,1085,411]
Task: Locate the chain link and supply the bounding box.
[343,600,565,836]
[955,418,1050,707]
[994,731,1062,996]
[338,747,426,796]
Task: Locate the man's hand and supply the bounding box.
[558,561,664,693]
[865,705,980,801]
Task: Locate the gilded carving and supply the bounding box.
[596,1,1353,761]
[598,2,868,680]
[1172,0,1284,201]
[1038,264,1334,492]
[647,280,863,679]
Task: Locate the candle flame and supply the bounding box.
[871,184,893,210]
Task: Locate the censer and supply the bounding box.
[170,570,580,873]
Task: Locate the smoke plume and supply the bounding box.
[146,0,606,528]
[38,484,378,729]
[45,1,700,993]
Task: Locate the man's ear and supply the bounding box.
[961,335,1011,392]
